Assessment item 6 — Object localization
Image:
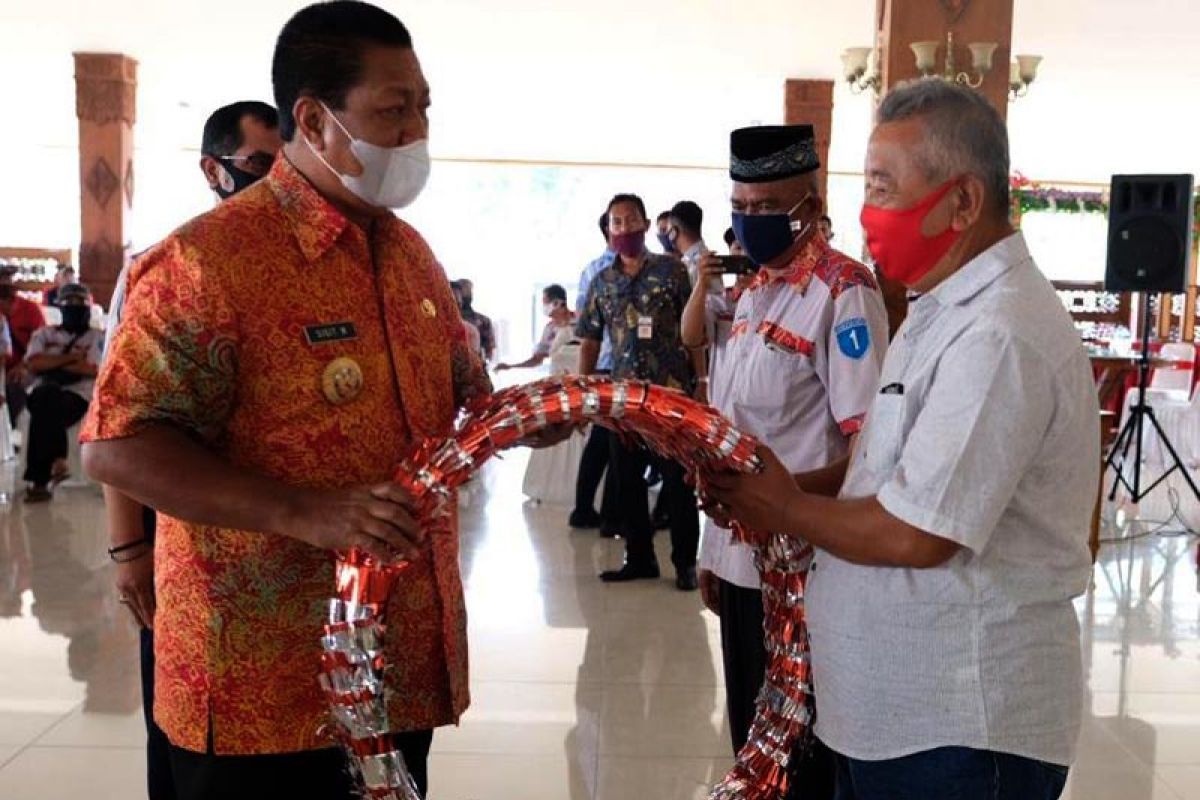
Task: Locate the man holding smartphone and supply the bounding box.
[680,245,754,409]
[689,124,888,797]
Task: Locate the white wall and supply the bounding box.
[1,0,1197,345]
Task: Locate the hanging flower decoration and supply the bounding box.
[1009,173,1200,242]
[318,376,817,800]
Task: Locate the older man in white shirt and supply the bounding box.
[687,124,888,798]
[711,79,1097,800]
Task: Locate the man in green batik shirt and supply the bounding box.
[576,192,701,591]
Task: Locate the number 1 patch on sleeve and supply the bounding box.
[835,317,871,360]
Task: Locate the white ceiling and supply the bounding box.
[1,0,1198,183]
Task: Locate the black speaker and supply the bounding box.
[1104,174,1195,293]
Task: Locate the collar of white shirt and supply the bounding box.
[682,241,707,265]
[927,231,1030,308]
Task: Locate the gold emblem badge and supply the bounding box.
[421,298,437,318]
[322,356,364,405]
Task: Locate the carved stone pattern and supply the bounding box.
[124,158,135,207]
[74,53,137,81]
[75,78,137,125]
[784,80,833,111]
[86,157,120,210]
[74,54,138,125]
[78,237,126,287]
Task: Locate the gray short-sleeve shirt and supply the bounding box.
[806,232,1099,767]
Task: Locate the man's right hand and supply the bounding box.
[698,568,721,615]
[283,483,425,563]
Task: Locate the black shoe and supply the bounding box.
[599,562,661,582]
[675,566,698,591]
[599,522,622,539]
[569,509,603,529]
[24,486,52,504]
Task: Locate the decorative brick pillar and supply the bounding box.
[876,0,1014,119]
[74,52,137,308]
[783,79,834,201]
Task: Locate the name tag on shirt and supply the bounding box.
[304,322,358,346]
[637,315,653,340]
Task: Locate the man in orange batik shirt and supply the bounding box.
[82,3,493,799]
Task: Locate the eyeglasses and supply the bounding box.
[217,151,276,175]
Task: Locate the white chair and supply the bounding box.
[15,413,96,491]
[1146,342,1195,403]
[1121,343,1197,464]
[62,419,92,488]
[0,365,11,462]
[1153,382,1200,468]
[0,411,14,463]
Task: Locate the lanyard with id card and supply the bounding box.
[637,315,654,340]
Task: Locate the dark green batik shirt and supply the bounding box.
[575,252,695,392]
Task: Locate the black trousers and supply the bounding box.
[142,627,176,800]
[574,424,619,525]
[610,437,698,571]
[23,383,88,485]
[138,507,176,800]
[717,578,835,800]
[5,378,27,429]
[169,730,433,800]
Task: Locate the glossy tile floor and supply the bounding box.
[0,453,1197,799]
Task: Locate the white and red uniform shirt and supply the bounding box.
[700,235,888,589]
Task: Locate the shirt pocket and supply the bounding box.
[863,392,906,474]
[736,335,813,414]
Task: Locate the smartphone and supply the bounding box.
[715,254,756,276]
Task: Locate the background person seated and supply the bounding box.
[23,283,103,502]
[0,268,47,430]
[46,265,78,307]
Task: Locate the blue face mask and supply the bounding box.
[656,231,675,254]
[731,195,811,266]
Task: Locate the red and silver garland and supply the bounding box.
[319,376,813,799]
[707,533,814,799]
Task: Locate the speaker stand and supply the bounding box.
[1106,294,1200,505]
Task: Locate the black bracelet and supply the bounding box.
[108,538,150,562]
[112,546,152,564]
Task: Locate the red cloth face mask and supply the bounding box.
[859,179,961,287]
[611,229,647,259]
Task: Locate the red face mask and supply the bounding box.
[859,179,961,287]
[611,229,647,259]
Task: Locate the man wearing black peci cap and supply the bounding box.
[711,80,1097,800]
[693,124,888,798]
